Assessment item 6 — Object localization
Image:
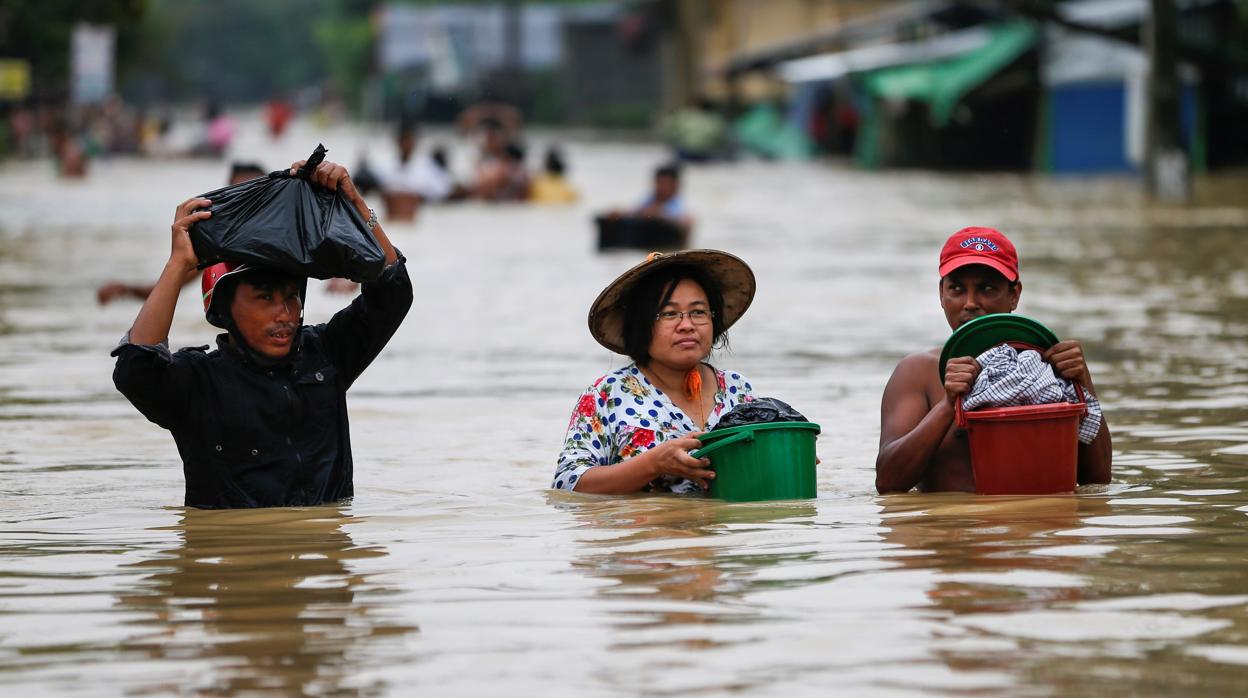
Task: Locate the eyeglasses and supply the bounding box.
[655,309,714,325]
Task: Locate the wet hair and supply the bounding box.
[431,146,449,170]
[655,163,681,181]
[544,147,566,175]
[397,121,419,141]
[621,264,728,366]
[229,161,266,181]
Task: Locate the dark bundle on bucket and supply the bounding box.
[190,144,386,281]
[712,397,808,430]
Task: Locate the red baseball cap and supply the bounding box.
[938,227,1019,281]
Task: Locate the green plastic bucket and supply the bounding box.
[692,421,821,502]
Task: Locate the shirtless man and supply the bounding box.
[875,227,1112,493]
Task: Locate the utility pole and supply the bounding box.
[662,0,704,112]
[482,0,528,108]
[1144,0,1190,201]
[504,0,522,75]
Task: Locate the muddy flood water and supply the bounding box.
[1,119,1247,696]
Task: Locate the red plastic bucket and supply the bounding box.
[955,347,1088,495]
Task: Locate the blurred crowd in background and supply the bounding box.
[1,0,1246,197]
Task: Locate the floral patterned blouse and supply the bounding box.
[553,363,755,494]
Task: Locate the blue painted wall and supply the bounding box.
[1050,84,1131,172]
[1048,83,1199,173]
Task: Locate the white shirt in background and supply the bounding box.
[380,155,455,202]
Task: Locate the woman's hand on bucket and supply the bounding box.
[944,356,980,404]
[648,434,716,489]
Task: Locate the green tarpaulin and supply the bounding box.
[733,104,814,161]
[860,22,1037,127]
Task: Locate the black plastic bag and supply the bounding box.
[190,144,386,281]
[712,397,808,430]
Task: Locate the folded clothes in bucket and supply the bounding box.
[712,397,808,430]
[190,144,386,282]
[964,344,1103,443]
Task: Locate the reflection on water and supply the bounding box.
[0,121,1246,695]
[117,508,412,695]
[555,495,821,631]
[877,494,1248,694]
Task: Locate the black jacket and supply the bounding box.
[112,259,412,508]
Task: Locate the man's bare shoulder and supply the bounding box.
[888,348,941,381]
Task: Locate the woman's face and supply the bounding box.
[647,278,713,370]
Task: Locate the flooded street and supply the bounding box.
[2,118,1247,696]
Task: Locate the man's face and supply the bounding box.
[482,127,505,154]
[230,280,303,359]
[654,174,679,201]
[939,265,1021,330]
[398,133,416,160]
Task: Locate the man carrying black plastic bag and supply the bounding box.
[111,156,412,508]
[189,144,390,282]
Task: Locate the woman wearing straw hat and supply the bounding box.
[553,250,757,494]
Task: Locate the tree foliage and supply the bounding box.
[124,0,341,103]
[0,0,148,98]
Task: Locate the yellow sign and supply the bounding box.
[0,60,31,100]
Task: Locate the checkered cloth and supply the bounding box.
[963,345,1104,444]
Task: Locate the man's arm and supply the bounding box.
[669,213,694,233]
[875,353,978,493]
[111,197,210,429]
[290,158,412,387]
[1078,420,1112,485]
[98,282,153,305]
[316,259,412,389]
[1044,340,1112,484]
[127,198,212,345]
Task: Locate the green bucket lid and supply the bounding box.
[939,313,1060,381]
